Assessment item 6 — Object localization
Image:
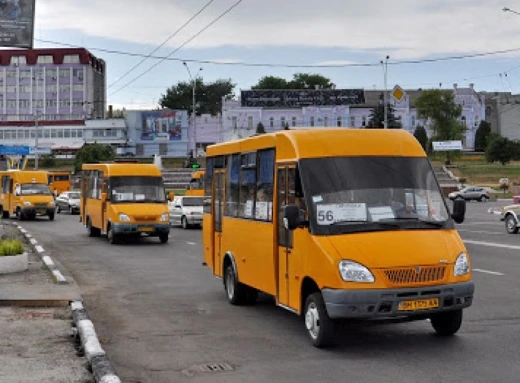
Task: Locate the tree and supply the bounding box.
[413,126,428,151]
[159,78,235,116]
[367,94,401,128]
[251,73,334,90]
[256,122,266,134]
[41,155,56,168]
[474,121,491,151]
[415,89,465,163]
[485,136,513,165]
[74,143,115,172]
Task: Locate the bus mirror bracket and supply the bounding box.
[283,204,300,231]
[101,192,108,202]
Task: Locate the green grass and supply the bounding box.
[0,239,25,256]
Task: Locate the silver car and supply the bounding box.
[169,196,203,229]
[55,191,81,214]
[448,187,490,202]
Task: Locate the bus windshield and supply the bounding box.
[20,183,52,196]
[299,156,451,235]
[109,176,166,203]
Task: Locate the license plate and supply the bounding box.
[37,209,46,214]
[398,298,439,311]
[139,226,154,232]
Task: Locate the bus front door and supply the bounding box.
[213,170,226,276]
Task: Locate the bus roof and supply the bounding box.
[0,170,49,182]
[206,128,425,160]
[82,163,163,177]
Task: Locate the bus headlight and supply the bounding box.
[160,213,169,222]
[454,253,470,276]
[119,213,131,222]
[48,201,55,207]
[24,201,32,206]
[339,261,375,283]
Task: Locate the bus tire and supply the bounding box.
[431,309,463,336]
[16,208,24,221]
[224,263,248,306]
[159,234,169,244]
[87,218,100,237]
[0,207,8,219]
[304,292,337,348]
[48,213,55,221]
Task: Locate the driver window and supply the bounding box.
[14,184,20,196]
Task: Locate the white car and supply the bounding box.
[55,191,81,215]
[169,196,203,229]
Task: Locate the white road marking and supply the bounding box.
[473,269,505,276]
[186,241,196,245]
[464,240,520,250]
[458,230,503,236]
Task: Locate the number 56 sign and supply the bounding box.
[316,203,367,225]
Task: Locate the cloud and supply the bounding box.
[36,0,520,60]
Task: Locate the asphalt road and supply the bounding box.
[18,201,520,383]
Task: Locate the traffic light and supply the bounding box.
[192,164,201,169]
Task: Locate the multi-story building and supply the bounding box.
[481,91,520,141]
[0,48,106,122]
[215,84,486,150]
[192,113,222,150]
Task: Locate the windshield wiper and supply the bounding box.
[379,217,445,227]
[329,220,370,226]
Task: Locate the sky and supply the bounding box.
[28,0,520,109]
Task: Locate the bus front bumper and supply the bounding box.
[322,281,474,320]
[112,223,170,236]
[21,206,56,216]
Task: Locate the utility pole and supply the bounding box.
[381,55,390,129]
[183,62,203,157]
[33,74,41,169]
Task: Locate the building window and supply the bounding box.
[46,70,57,78]
[337,117,342,127]
[63,55,80,64]
[349,116,356,127]
[44,129,50,138]
[59,85,71,93]
[24,130,30,139]
[232,116,237,129]
[281,117,286,128]
[37,55,53,64]
[269,117,274,128]
[411,115,416,128]
[77,130,83,138]
[20,70,31,79]
[10,56,26,65]
[73,69,83,78]
[474,116,480,127]
[73,85,83,92]
[292,117,297,127]
[17,130,23,139]
[324,116,329,127]
[248,116,253,130]
[461,116,467,126]
[362,116,367,127]
[50,129,57,138]
[64,129,71,138]
[310,116,315,127]
[59,69,70,78]
[7,86,16,93]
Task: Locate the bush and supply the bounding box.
[485,136,513,165]
[0,239,24,256]
[413,126,428,151]
[41,155,57,168]
[74,143,115,172]
[474,121,491,151]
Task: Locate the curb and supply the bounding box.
[71,301,121,383]
[12,223,67,284]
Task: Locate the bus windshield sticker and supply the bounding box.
[312,195,323,203]
[316,203,367,225]
[368,206,395,221]
[135,194,146,201]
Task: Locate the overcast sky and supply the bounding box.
[31,0,520,109]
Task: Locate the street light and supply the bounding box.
[380,55,390,129]
[33,74,42,170]
[183,62,203,157]
[503,7,520,15]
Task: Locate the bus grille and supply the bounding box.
[34,203,48,207]
[383,266,446,286]
[133,215,158,222]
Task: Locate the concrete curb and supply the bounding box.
[11,223,68,285]
[71,301,121,383]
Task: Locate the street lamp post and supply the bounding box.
[380,55,390,129]
[33,74,42,170]
[183,62,203,157]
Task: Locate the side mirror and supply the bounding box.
[101,192,107,202]
[283,204,301,231]
[175,205,182,209]
[452,199,466,224]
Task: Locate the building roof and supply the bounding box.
[0,48,104,70]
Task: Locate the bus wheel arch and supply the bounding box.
[223,252,257,306]
[300,277,320,316]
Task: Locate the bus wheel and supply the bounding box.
[87,218,100,237]
[304,293,337,348]
[224,264,249,305]
[107,225,119,244]
[159,234,169,244]
[431,309,463,336]
[48,213,55,221]
[16,208,24,221]
[1,208,9,219]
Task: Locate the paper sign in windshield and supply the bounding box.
[368,206,395,221]
[316,203,367,225]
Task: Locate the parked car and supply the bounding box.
[500,204,520,234]
[55,191,81,214]
[448,187,490,202]
[169,196,203,229]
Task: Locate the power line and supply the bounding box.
[35,37,520,71]
[108,0,245,98]
[108,0,215,89]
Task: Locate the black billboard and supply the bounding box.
[241,89,366,108]
[0,0,36,49]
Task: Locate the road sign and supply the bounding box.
[30,146,52,155]
[391,85,406,103]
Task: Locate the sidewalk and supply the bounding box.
[0,222,93,383]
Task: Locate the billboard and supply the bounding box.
[0,0,36,49]
[140,110,182,141]
[241,89,366,108]
[432,141,463,151]
[0,144,30,155]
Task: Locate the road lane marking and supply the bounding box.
[187,241,196,245]
[464,240,520,250]
[458,230,503,236]
[473,269,505,276]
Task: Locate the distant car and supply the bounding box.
[169,196,203,229]
[500,204,520,234]
[448,187,490,202]
[55,191,81,215]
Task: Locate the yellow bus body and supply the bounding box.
[0,170,56,220]
[202,128,474,347]
[185,170,205,197]
[80,163,171,244]
[48,171,72,196]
